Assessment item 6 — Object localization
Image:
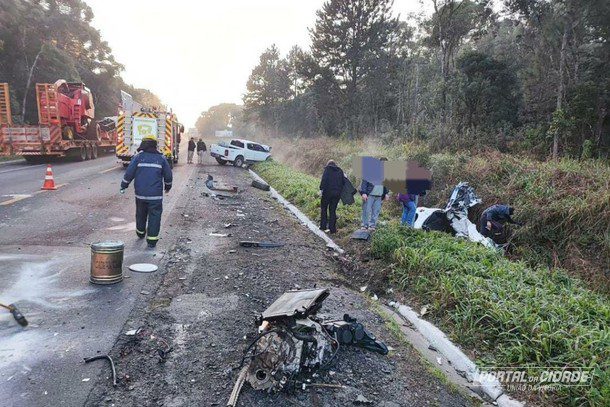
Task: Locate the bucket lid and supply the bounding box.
[128,263,158,273]
[91,240,125,251]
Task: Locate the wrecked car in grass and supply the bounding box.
[412,182,500,250]
[228,289,388,406]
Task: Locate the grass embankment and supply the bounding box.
[254,159,610,406]
[259,136,610,292]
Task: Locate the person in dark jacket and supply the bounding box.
[397,193,417,227]
[319,160,345,234]
[479,204,519,238]
[187,137,196,164]
[359,179,389,230]
[196,138,207,164]
[121,135,173,248]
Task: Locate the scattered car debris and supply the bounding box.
[251,179,270,191]
[0,302,28,327]
[414,182,499,249]
[84,355,117,387]
[350,229,371,241]
[228,289,388,403]
[124,328,142,336]
[210,232,232,237]
[224,223,234,228]
[355,394,373,404]
[206,174,239,192]
[239,241,284,248]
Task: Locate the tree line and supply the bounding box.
[0,0,161,124]
[241,0,610,159]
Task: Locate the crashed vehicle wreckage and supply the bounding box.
[412,182,500,250]
[227,289,388,406]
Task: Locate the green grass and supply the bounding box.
[254,159,610,406]
[260,136,610,291]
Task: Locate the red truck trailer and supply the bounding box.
[0,81,117,163]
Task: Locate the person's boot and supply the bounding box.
[136,231,145,239]
[146,240,157,249]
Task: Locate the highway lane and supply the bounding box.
[0,150,197,406]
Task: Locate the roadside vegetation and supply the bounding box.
[257,137,610,293]
[254,158,610,405]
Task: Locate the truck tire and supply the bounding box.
[251,179,270,191]
[24,156,44,164]
[216,157,227,165]
[91,144,98,159]
[234,155,244,168]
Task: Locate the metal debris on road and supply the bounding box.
[228,289,388,402]
[210,232,232,237]
[128,263,158,273]
[251,179,270,191]
[84,355,117,387]
[0,302,28,327]
[238,241,284,248]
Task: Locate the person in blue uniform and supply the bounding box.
[479,204,519,239]
[120,135,173,248]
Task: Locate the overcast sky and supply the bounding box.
[88,0,430,127]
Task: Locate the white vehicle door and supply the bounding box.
[246,142,268,161]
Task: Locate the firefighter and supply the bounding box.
[120,135,173,248]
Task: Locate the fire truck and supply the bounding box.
[0,80,117,163]
[116,92,183,168]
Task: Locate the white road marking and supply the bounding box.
[0,184,67,206]
[99,166,119,174]
[0,194,32,206]
[0,164,45,174]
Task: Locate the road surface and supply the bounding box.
[0,152,195,407]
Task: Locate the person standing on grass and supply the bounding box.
[359,178,389,230]
[196,138,207,164]
[397,192,418,227]
[319,160,345,234]
[187,137,196,164]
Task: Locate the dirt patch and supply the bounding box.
[85,163,471,407]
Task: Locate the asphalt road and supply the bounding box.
[0,151,196,407]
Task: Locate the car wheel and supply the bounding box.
[234,155,244,167]
[216,157,227,165]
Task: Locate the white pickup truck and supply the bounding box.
[210,139,272,167]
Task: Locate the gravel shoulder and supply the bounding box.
[85,161,472,407]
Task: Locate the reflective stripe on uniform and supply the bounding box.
[122,178,130,184]
[135,195,163,200]
[146,236,159,241]
[136,229,145,234]
[137,163,162,168]
[164,182,172,186]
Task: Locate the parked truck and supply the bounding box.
[0,81,117,163]
[115,98,183,168]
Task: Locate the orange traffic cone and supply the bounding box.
[41,164,57,190]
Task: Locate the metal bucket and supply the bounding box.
[90,241,124,285]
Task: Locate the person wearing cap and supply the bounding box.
[479,204,519,239]
[120,135,173,248]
